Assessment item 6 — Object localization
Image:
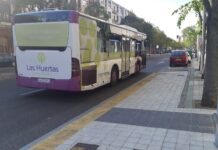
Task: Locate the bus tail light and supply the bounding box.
[72,58,80,77]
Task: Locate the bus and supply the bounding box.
[13,10,147,91]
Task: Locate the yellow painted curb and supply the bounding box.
[30,73,157,150]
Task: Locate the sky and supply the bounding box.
[114,0,198,40]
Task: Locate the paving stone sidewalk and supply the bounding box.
[55,71,217,150]
[0,67,15,80]
[192,59,204,106]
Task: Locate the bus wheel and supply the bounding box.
[135,62,140,73]
[111,68,118,86]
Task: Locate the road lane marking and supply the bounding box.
[26,73,157,150]
[157,61,165,65]
[20,89,45,96]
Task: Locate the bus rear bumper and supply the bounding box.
[16,76,81,92]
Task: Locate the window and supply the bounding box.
[108,0,111,8]
[15,11,70,23]
[171,51,185,56]
[110,40,116,52]
[107,40,121,53]
[97,37,105,52]
[131,41,136,52]
[117,41,122,52]
[97,30,106,52]
[136,42,142,52]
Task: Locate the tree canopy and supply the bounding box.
[182,26,198,49]
[172,0,203,29]
[84,2,109,21]
[121,12,182,50]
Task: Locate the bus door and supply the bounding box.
[136,41,147,67]
[141,41,147,66]
[121,38,130,77]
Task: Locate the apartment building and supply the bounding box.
[97,0,129,24]
[78,0,129,24]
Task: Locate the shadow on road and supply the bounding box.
[21,72,150,103]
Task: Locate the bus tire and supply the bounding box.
[110,67,118,86]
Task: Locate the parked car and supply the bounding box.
[0,54,15,67]
[170,50,189,67]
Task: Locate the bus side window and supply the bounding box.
[136,42,142,55]
[106,40,111,54]
[110,40,116,52]
[117,41,122,52]
[131,41,136,52]
[97,30,107,53]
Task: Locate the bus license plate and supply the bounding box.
[38,78,50,83]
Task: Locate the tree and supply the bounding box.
[182,26,198,49]
[121,13,181,51]
[174,0,218,107]
[121,13,154,48]
[14,0,45,12]
[201,0,218,107]
[84,2,109,21]
[172,0,203,29]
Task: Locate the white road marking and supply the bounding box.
[157,61,165,65]
[20,89,44,96]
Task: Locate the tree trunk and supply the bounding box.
[202,0,218,107]
[200,8,206,75]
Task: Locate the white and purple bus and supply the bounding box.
[13,10,147,91]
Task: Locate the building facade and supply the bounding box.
[79,0,129,24]
[97,0,129,24]
[0,0,13,54]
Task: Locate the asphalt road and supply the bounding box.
[0,54,170,150]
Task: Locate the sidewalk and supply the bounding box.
[0,67,15,80]
[192,59,204,107]
[28,65,217,150]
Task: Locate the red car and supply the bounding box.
[170,50,189,67]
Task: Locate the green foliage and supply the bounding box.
[14,0,77,13]
[172,0,203,29]
[182,26,198,48]
[14,0,46,12]
[121,13,181,50]
[85,2,109,21]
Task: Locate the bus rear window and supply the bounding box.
[14,11,71,23]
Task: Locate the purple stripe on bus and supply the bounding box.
[69,11,79,23]
[16,76,81,92]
